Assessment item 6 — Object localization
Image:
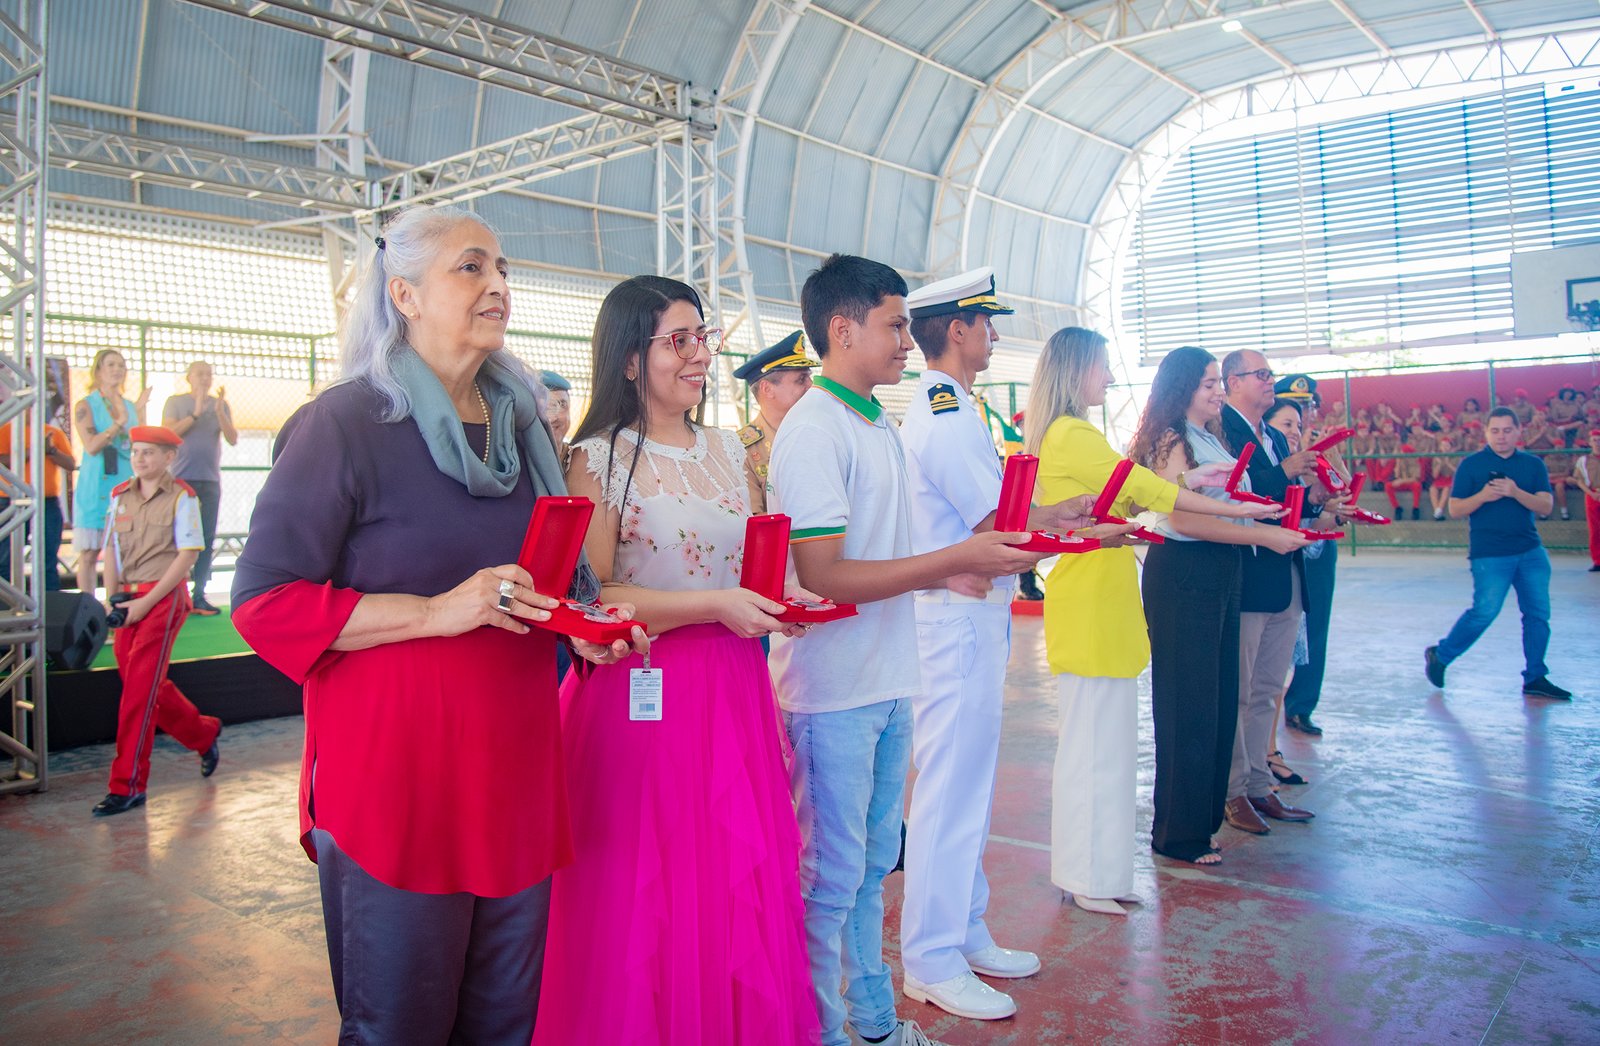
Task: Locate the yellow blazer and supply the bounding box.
[1037,416,1178,678]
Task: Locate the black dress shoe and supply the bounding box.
[92,792,146,817]
[1424,645,1446,688]
[191,595,221,617]
[1285,713,1322,737]
[200,732,221,777]
[1523,677,1573,700]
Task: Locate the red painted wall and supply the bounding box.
[1321,360,1600,419]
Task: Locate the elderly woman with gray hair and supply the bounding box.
[232,205,646,1043]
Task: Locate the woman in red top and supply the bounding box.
[231,206,645,1044]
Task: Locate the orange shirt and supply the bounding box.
[0,423,72,497]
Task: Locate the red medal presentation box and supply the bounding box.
[1090,458,1165,544]
[1225,442,1280,506]
[741,514,857,624]
[1314,454,1348,494]
[996,454,1100,554]
[1279,484,1342,541]
[1305,427,1355,454]
[518,496,646,644]
[1338,471,1391,525]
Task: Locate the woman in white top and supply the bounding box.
[1129,347,1308,865]
[535,276,819,1045]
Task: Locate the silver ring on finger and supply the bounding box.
[495,591,516,614]
[498,579,516,599]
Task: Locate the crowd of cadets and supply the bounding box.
[1342,385,1598,520]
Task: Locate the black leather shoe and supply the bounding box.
[1285,713,1322,737]
[92,792,146,817]
[1523,677,1572,700]
[191,595,221,617]
[1424,645,1446,689]
[200,732,221,778]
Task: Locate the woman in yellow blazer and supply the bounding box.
[1025,327,1277,915]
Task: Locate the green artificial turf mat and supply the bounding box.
[88,604,252,671]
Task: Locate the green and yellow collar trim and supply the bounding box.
[813,375,883,425]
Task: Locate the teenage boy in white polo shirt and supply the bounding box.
[768,254,1045,1046]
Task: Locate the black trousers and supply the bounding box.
[313,830,551,1046]
[1142,541,1242,861]
[186,479,220,596]
[1283,540,1336,719]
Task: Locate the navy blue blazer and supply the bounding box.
[1222,404,1305,615]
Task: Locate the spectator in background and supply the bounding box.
[1459,397,1485,430]
[1522,410,1560,519]
[163,361,237,616]
[1430,435,1458,521]
[73,349,148,593]
[1372,418,1401,491]
[1577,428,1600,572]
[539,370,573,465]
[1507,388,1534,426]
[0,420,75,589]
[1425,408,1570,701]
[1548,387,1583,447]
[731,331,817,514]
[1387,444,1424,520]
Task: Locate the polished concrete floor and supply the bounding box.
[2,550,1596,1045]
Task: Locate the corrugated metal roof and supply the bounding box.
[35,0,1600,349]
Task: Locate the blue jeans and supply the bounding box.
[1438,547,1551,682]
[0,497,63,590]
[786,699,914,1046]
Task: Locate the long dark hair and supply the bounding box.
[1128,345,1218,469]
[569,275,705,530]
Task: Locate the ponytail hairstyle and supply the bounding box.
[334,204,543,421]
[1128,345,1216,470]
[1022,326,1109,459]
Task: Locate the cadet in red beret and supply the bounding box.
[92,424,222,817]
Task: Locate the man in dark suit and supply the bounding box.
[1220,350,1318,835]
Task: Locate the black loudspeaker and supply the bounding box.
[44,591,109,671]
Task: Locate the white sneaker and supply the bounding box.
[903,969,1017,1020]
[964,943,1041,978]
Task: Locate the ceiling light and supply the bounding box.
[1222,19,1243,32]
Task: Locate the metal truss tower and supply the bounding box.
[0,0,49,795]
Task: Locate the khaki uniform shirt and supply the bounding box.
[739,413,777,513]
[106,472,204,583]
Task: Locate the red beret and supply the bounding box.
[129,425,181,447]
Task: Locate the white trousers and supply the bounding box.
[900,599,1010,983]
[1050,674,1137,900]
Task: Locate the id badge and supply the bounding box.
[629,668,662,721]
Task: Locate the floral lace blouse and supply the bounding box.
[573,425,751,591]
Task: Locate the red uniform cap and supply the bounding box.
[128,425,182,447]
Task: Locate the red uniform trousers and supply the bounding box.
[1587,494,1600,567]
[1386,479,1422,510]
[107,585,220,797]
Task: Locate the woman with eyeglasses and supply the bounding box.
[534,276,819,1044]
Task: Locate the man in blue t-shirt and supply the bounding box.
[1425,407,1572,700]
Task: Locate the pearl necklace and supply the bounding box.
[473,381,491,464]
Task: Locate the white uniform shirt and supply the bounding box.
[900,369,1014,592]
[767,377,920,715]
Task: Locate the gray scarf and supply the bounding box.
[392,344,600,604]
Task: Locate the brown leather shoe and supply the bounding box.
[1250,793,1315,822]
[1225,796,1271,835]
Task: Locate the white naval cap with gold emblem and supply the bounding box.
[906,266,1015,319]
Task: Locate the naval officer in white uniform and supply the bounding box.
[897,268,1099,1023]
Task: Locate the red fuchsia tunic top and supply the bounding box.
[231,382,568,897]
